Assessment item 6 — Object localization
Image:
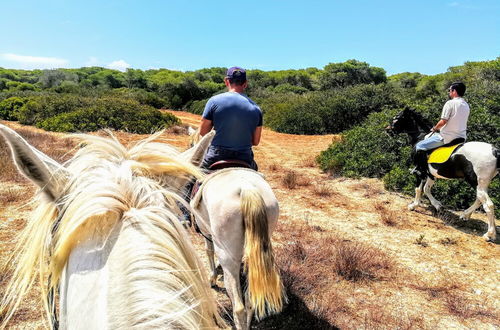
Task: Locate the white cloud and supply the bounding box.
[0,53,68,69]
[85,56,100,67]
[107,60,130,72]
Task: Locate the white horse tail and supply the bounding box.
[241,185,285,320]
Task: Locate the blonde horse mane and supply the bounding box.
[1,130,222,329]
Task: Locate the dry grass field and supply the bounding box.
[0,111,499,329]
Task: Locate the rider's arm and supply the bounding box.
[432,119,447,132]
[199,118,213,136]
[252,126,262,146]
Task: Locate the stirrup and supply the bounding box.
[410,167,424,177]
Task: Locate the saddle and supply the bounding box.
[189,159,253,201]
[208,159,252,171]
[427,138,465,164]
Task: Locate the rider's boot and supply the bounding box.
[410,150,428,179]
[178,179,195,227]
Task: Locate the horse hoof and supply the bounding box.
[459,213,470,221]
[483,233,495,242]
[408,203,417,211]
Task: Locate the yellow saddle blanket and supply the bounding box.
[428,144,462,164]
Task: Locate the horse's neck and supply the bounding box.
[408,113,431,145]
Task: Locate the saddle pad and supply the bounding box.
[428,144,461,164]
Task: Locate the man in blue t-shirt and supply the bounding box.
[199,66,262,170]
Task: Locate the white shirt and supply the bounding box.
[440,97,470,144]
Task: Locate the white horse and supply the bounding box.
[0,124,222,329]
[181,128,286,330]
[387,108,499,241]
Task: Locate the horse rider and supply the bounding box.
[199,66,263,171]
[412,82,470,177]
[179,67,263,225]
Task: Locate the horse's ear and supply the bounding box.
[181,130,215,167]
[0,124,68,202]
[188,126,196,136]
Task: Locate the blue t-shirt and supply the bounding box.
[202,92,263,151]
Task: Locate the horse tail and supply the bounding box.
[241,186,285,320]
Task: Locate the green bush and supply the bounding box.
[0,97,25,120]
[188,99,208,115]
[262,84,397,135]
[17,94,90,125]
[317,110,404,177]
[38,98,178,133]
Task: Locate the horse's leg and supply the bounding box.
[218,252,247,330]
[423,177,442,210]
[460,198,481,221]
[204,238,217,287]
[244,289,254,328]
[408,178,424,210]
[476,185,497,241]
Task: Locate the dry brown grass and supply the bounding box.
[353,182,384,198]
[0,188,24,204]
[444,294,499,322]
[2,115,499,329]
[332,240,394,282]
[406,276,499,324]
[300,156,317,168]
[374,201,401,227]
[312,183,334,197]
[272,222,398,327]
[296,176,312,187]
[268,162,282,172]
[0,140,26,183]
[408,275,462,299]
[439,236,459,245]
[166,125,189,135]
[361,308,426,330]
[281,170,298,189]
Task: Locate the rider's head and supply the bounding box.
[449,82,466,97]
[225,67,247,87]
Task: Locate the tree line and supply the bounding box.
[0,58,498,213]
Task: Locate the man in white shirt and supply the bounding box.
[412,82,470,177]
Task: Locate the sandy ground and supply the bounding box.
[0,112,499,329]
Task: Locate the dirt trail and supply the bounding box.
[1,113,499,329]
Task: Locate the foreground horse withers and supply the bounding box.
[0,124,223,329]
[183,128,286,330]
[387,108,499,241]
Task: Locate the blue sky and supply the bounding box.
[0,0,498,75]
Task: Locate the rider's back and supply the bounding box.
[203,92,262,152]
[440,97,470,143]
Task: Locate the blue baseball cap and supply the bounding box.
[226,66,246,81]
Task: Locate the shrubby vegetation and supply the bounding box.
[0,60,390,134]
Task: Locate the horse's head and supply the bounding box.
[386,107,419,136]
[183,127,215,167]
[0,125,221,328]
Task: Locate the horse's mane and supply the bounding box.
[1,131,221,329]
[408,109,433,131]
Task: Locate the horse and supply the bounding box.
[387,108,499,241]
[180,128,286,330]
[0,124,223,329]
